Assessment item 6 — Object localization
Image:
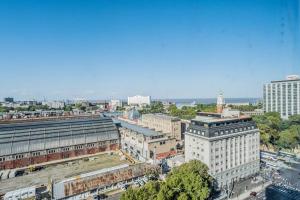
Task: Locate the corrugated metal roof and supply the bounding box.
[114,119,160,137]
[0,117,112,130]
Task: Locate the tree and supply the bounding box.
[288,115,300,126]
[139,101,165,114]
[64,105,73,112]
[195,104,216,113]
[121,181,161,200]
[277,125,300,151]
[157,160,212,200]
[257,124,271,146]
[121,160,212,200]
[253,112,281,147]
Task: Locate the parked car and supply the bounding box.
[250,191,257,197]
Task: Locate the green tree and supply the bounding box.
[195,104,216,113]
[277,125,300,151]
[257,124,271,146]
[121,160,212,200]
[288,115,300,126]
[139,101,165,114]
[157,160,212,200]
[253,112,281,147]
[121,181,161,200]
[64,105,73,112]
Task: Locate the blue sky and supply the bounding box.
[0,0,299,100]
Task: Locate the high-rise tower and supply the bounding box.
[217,92,225,113]
[263,75,300,119]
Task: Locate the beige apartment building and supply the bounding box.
[185,113,260,189]
[139,114,182,141]
[116,119,177,162]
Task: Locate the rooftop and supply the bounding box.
[142,113,180,121]
[0,116,111,129]
[114,119,161,137]
[270,75,300,83]
[193,112,252,124]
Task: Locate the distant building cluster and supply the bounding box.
[0,110,64,120]
[3,74,300,198]
[1,98,38,109]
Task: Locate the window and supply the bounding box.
[88,143,95,147]
[150,151,154,158]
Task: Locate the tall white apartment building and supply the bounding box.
[127,95,151,106]
[263,75,300,119]
[185,113,260,189]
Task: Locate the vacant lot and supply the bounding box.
[0,152,129,194]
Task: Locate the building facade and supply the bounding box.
[242,109,264,116]
[263,75,300,119]
[42,101,65,109]
[0,116,119,169]
[185,113,260,189]
[139,114,182,141]
[116,120,177,162]
[127,95,151,106]
[110,99,122,111]
[4,97,14,103]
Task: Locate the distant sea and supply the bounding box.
[156,98,261,107]
[92,98,261,106]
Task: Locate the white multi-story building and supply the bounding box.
[42,101,65,109]
[185,113,260,189]
[127,95,151,106]
[110,99,122,110]
[263,75,300,119]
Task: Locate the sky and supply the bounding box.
[0,0,299,100]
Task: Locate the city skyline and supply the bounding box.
[0,0,299,100]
